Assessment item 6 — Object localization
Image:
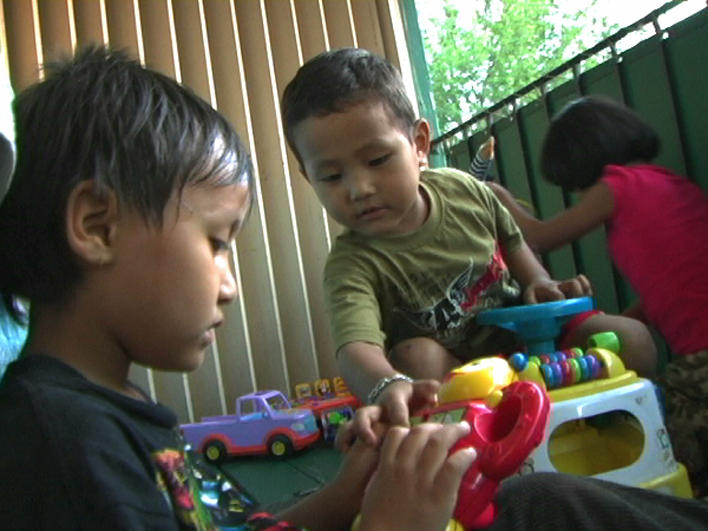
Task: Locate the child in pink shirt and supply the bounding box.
[489,95,708,496]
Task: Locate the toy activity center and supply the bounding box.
[473,297,691,496]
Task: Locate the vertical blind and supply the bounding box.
[0,0,417,423]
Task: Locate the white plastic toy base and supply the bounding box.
[528,378,687,495]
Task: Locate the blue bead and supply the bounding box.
[509,352,527,371]
[586,355,600,378]
[577,357,589,381]
[551,363,563,387]
[541,364,555,388]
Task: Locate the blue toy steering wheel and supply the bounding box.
[476,297,595,356]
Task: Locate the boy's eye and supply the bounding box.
[318,173,341,183]
[369,153,391,166]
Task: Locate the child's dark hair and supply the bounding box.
[541,96,660,190]
[281,47,417,165]
[0,46,253,307]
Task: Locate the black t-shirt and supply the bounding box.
[0,355,283,529]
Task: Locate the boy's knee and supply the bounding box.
[388,337,459,380]
[568,314,658,377]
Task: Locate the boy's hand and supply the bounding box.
[330,421,387,501]
[477,136,495,161]
[523,274,592,304]
[357,421,477,531]
[377,378,439,427]
[335,405,383,452]
[335,379,439,451]
[557,274,592,297]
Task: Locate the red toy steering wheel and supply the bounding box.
[416,380,549,529]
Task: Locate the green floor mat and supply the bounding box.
[219,441,344,512]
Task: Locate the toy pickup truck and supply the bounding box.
[180,390,320,463]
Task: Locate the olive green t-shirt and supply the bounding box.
[323,167,524,360]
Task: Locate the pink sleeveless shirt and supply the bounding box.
[602,164,708,354]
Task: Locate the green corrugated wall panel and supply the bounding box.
[622,36,687,175]
[664,10,708,189]
[515,99,578,280]
[448,139,471,171]
[572,59,625,314]
[579,58,624,98]
[493,117,533,201]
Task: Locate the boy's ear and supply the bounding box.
[413,118,431,168]
[65,180,120,266]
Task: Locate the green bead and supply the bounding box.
[587,331,621,353]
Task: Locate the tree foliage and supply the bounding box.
[422,0,617,132]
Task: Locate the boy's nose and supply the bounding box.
[348,171,375,200]
[218,256,238,304]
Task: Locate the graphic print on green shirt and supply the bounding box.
[324,168,523,359]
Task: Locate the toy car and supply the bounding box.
[180,390,320,463]
[291,376,361,443]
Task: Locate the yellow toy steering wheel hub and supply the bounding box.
[438,357,516,405]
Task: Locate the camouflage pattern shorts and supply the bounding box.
[656,350,708,497]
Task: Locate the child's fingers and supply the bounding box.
[411,422,472,483]
[523,288,538,304]
[437,446,478,495]
[359,423,475,531]
[377,425,410,465]
[342,433,383,477]
[575,274,593,295]
[525,284,564,304]
[561,279,582,297]
[409,380,440,413]
[355,408,382,446]
[558,275,592,298]
[379,386,413,428]
[339,406,384,449]
[385,399,411,428]
[382,422,471,477]
[541,284,566,302]
[333,419,357,452]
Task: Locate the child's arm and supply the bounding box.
[338,341,439,445]
[487,181,614,252]
[337,341,400,405]
[275,425,382,530]
[468,137,495,181]
[505,241,592,303]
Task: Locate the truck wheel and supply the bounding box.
[268,435,293,458]
[203,440,227,463]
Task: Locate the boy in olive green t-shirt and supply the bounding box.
[280,47,658,441]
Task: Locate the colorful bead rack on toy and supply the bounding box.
[508,349,604,390]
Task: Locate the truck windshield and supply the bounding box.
[267,396,289,411]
